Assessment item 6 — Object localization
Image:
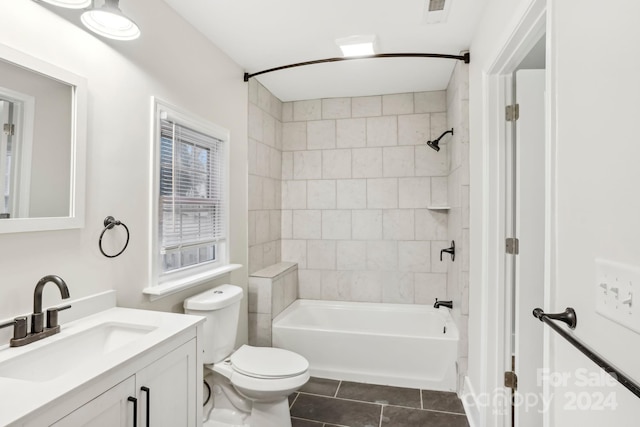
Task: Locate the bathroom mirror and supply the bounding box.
[0,43,86,234]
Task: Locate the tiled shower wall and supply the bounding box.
[279,92,451,303]
[446,61,470,391]
[248,80,283,274]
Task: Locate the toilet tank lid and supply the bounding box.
[184,284,243,311]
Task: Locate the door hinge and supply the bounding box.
[3,123,14,136]
[505,371,518,390]
[505,104,519,122]
[506,237,519,255]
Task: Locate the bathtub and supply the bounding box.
[272,299,458,391]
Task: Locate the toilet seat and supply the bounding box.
[230,345,309,379]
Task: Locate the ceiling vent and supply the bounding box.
[424,0,452,24]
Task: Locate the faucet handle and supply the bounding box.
[46,305,71,329]
[0,316,28,340]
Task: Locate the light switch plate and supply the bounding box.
[595,259,640,333]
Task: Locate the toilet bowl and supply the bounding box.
[185,285,309,427]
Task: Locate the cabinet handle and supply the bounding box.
[141,386,150,427]
[128,396,138,427]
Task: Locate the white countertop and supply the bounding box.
[0,306,204,426]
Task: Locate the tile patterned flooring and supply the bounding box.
[289,377,470,427]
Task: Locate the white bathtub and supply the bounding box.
[272,299,459,391]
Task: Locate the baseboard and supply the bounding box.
[461,376,482,427]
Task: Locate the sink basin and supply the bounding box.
[0,322,156,382]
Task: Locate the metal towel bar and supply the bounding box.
[533,307,640,398]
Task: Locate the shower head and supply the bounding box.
[426,128,454,152]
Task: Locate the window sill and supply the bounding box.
[143,263,243,301]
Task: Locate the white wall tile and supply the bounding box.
[281,210,292,239]
[322,149,352,179]
[255,142,270,177]
[281,239,307,268]
[269,210,281,241]
[248,211,256,246]
[248,104,263,141]
[284,270,298,307]
[263,241,277,267]
[337,118,366,148]
[281,152,293,180]
[431,176,448,206]
[248,138,257,175]
[321,271,352,301]
[383,146,415,177]
[350,271,382,302]
[248,79,258,105]
[248,313,271,347]
[271,277,285,318]
[322,210,351,240]
[293,151,322,180]
[307,180,336,209]
[414,91,446,113]
[399,241,431,272]
[366,241,398,271]
[414,273,447,304]
[262,113,276,147]
[383,209,415,240]
[293,100,322,121]
[398,114,430,146]
[270,147,281,180]
[282,122,306,151]
[415,144,448,176]
[307,120,336,150]
[262,178,277,210]
[352,209,382,240]
[336,179,367,209]
[307,240,336,270]
[282,102,293,122]
[415,209,448,240]
[398,177,430,208]
[352,148,383,178]
[257,83,271,112]
[383,93,414,116]
[255,210,270,244]
[430,112,449,140]
[382,272,414,304]
[367,178,398,208]
[336,241,367,270]
[248,175,262,211]
[292,210,321,239]
[298,269,322,299]
[248,277,271,314]
[322,98,351,119]
[352,96,381,118]
[282,180,306,209]
[366,116,397,147]
[249,245,264,274]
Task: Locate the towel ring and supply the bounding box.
[99,216,130,258]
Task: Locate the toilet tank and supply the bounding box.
[184,284,243,364]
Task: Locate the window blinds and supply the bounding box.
[159,118,226,272]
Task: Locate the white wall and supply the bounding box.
[0,1,248,344]
[468,0,640,425]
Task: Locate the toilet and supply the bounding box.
[184,284,309,427]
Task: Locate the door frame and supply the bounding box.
[479,0,556,425]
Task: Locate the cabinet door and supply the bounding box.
[51,376,136,427]
[135,339,197,427]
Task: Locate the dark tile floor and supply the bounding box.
[289,377,469,427]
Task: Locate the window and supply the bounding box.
[150,99,229,290]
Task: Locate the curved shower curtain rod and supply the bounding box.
[243,51,470,82]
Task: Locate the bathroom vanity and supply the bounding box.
[0,299,204,427]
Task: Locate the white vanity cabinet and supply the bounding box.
[47,339,197,427]
[5,307,205,427]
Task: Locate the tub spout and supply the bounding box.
[434,299,453,309]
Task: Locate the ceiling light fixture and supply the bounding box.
[38,0,91,8]
[336,35,377,57]
[81,0,140,41]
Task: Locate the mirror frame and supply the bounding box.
[0,43,87,234]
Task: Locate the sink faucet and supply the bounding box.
[32,275,70,334]
[434,299,453,309]
[0,275,71,347]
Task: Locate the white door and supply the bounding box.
[513,69,546,427]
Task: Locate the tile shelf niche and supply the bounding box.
[427,206,451,210]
